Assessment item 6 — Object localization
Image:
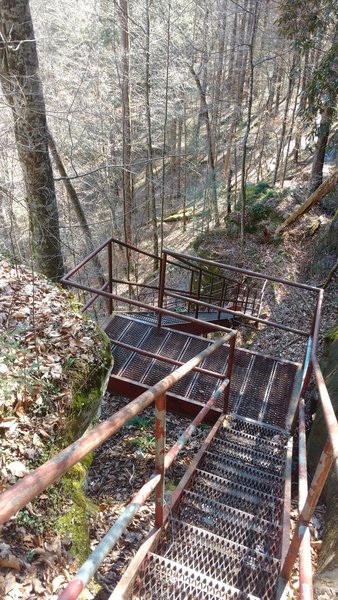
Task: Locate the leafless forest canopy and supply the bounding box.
[0,0,336,279]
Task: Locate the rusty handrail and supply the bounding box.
[163,248,321,292]
[165,290,309,337]
[0,330,234,524]
[281,289,338,599]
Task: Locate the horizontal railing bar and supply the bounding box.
[166,252,238,285]
[164,248,322,292]
[58,380,228,600]
[61,238,112,281]
[0,333,232,524]
[110,338,228,379]
[62,279,237,335]
[165,291,309,337]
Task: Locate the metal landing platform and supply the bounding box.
[105,314,301,431]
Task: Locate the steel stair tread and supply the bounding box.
[131,551,261,599]
[225,414,289,438]
[199,453,285,497]
[189,470,283,523]
[207,438,285,476]
[216,426,287,457]
[179,489,282,557]
[154,518,280,600]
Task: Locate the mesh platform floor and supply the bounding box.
[105,314,299,429]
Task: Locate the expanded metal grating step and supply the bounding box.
[131,553,260,600]
[207,438,285,476]
[199,454,285,497]
[156,519,280,600]
[178,489,282,557]
[189,470,284,523]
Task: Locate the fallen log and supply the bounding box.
[276,169,338,234]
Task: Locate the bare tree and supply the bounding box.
[0,0,64,280]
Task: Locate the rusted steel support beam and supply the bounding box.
[155,392,166,527]
[298,398,313,600]
[110,338,226,379]
[0,332,233,523]
[281,438,333,582]
[166,290,308,337]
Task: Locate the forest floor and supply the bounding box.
[0,176,337,599]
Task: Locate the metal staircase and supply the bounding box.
[0,237,336,600]
[112,413,290,599]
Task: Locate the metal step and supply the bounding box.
[156,519,280,600]
[207,438,285,476]
[189,469,284,523]
[198,453,285,497]
[179,489,282,557]
[217,426,287,457]
[131,552,260,599]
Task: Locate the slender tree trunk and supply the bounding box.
[118,0,133,278]
[145,0,158,270]
[160,0,171,252]
[48,133,105,286]
[309,105,334,193]
[0,0,64,280]
[293,49,309,163]
[273,53,296,186]
[240,0,259,243]
[190,66,220,227]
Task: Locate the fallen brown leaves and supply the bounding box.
[0,260,107,597]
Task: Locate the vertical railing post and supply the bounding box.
[281,437,333,582]
[188,269,194,313]
[223,332,236,414]
[195,269,202,319]
[108,240,113,315]
[298,398,313,599]
[155,392,166,527]
[219,278,226,319]
[157,252,167,328]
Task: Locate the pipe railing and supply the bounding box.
[280,289,338,600]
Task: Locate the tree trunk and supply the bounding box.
[240,0,259,243]
[0,0,64,281]
[273,53,296,186]
[276,169,338,233]
[118,0,133,279]
[145,0,158,270]
[309,105,334,193]
[190,66,220,227]
[48,133,105,286]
